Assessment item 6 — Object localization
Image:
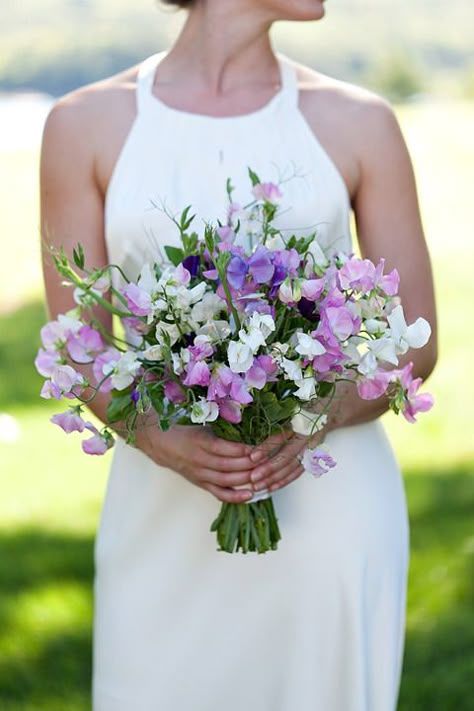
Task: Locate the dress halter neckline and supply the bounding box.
[136,50,298,121]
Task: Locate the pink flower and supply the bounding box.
[302,447,337,478]
[122,283,153,317]
[173,263,191,286]
[357,369,391,400]
[82,424,114,455]
[252,182,282,203]
[391,362,434,422]
[217,399,242,424]
[35,348,62,377]
[338,258,376,293]
[374,259,400,296]
[66,325,104,364]
[50,409,86,434]
[301,278,325,302]
[325,306,357,341]
[93,348,121,392]
[40,380,62,400]
[183,360,211,387]
[208,366,253,405]
[51,364,84,395]
[164,380,186,404]
[245,355,278,390]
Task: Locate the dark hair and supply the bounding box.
[161,0,194,7]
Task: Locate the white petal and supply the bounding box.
[405,317,431,349]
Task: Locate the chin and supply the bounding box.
[263,0,326,22]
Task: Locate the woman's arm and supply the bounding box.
[40,88,263,504]
[250,96,438,492]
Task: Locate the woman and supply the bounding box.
[40,1,437,709]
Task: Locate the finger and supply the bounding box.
[200,434,253,459]
[200,468,253,488]
[258,457,303,491]
[249,429,293,463]
[269,465,304,493]
[195,451,259,473]
[250,439,304,484]
[205,482,254,504]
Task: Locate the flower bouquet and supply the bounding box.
[36,169,433,553]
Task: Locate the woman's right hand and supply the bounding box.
[136,424,268,503]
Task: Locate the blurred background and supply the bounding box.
[0,1,473,708]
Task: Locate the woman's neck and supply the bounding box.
[159,1,279,96]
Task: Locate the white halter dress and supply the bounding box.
[93,51,409,711]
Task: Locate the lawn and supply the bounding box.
[0,99,473,709]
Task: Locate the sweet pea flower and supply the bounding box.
[50,408,86,434]
[51,364,85,395]
[248,246,275,284]
[252,181,282,203]
[197,320,232,342]
[278,277,302,305]
[81,424,114,455]
[141,344,163,361]
[93,347,121,391]
[293,368,317,401]
[392,362,434,423]
[217,399,242,424]
[325,306,358,342]
[164,380,186,404]
[183,360,211,387]
[109,352,142,390]
[228,341,254,373]
[302,446,337,478]
[300,278,325,302]
[357,368,392,400]
[191,293,225,323]
[40,380,62,400]
[387,305,432,354]
[190,398,219,424]
[305,239,329,274]
[122,282,153,317]
[35,348,62,377]
[374,258,400,296]
[40,314,82,351]
[155,321,181,347]
[280,357,303,382]
[66,325,104,364]
[227,255,248,289]
[245,354,278,390]
[295,332,327,358]
[338,257,376,292]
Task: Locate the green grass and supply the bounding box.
[1,101,474,708]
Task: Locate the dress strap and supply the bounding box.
[136,52,166,113]
[276,53,299,109]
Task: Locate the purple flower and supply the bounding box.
[50,409,86,434]
[248,246,274,284]
[40,380,62,400]
[301,278,325,302]
[357,369,391,400]
[208,366,253,405]
[374,258,400,296]
[245,355,278,390]
[227,255,248,289]
[182,255,200,278]
[297,297,317,321]
[51,364,84,395]
[302,447,337,478]
[338,258,376,293]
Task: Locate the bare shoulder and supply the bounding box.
[295,61,401,141]
[288,59,406,197]
[41,63,143,192]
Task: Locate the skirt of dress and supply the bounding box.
[92,419,409,711]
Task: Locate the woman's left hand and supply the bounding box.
[248,428,325,494]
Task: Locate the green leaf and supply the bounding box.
[164,245,185,266]
[72,243,85,270]
[211,419,243,443]
[106,391,136,424]
[247,167,261,187]
[318,381,335,398]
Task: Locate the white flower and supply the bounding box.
[190,398,219,424]
[291,410,327,436]
[239,312,275,353]
[197,320,232,342]
[270,342,290,361]
[295,332,326,358]
[239,327,266,353]
[155,321,180,346]
[364,319,387,335]
[305,239,328,276]
[175,282,207,311]
[281,357,303,382]
[293,371,317,401]
[191,293,225,323]
[357,351,379,378]
[141,345,163,361]
[110,352,141,390]
[387,305,431,354]
[228,341,254,373]
[366,337,399,366]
